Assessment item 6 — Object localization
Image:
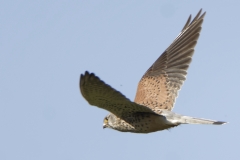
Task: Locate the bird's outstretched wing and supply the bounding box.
[134,9,206,111]
[80,71,156,117]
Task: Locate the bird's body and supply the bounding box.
[80,9,227,133]
[105,112,174,133]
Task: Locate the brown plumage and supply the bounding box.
[134,10,204,112]
[80,9,227,133]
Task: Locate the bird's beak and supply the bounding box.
[103,124,107,129]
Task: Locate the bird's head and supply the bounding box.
[103,116,109,129]
[103,114,117,129]
[103,114,134,132]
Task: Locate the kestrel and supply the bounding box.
[80,9,227,133]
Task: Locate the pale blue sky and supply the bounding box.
[1,1,239,160]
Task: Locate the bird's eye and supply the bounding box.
[104,117,108,123]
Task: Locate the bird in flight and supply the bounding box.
[80,9,227,133]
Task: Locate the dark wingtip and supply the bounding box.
[182,14,192,31]
[213,121,228,125]
[80,71,102,84]
[181,9,206,32]
[200,11,206,19]
[80,71,91,79]
[83,71,97,78]
[84,71,90,76]
[80,71,91,86]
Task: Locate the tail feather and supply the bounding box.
[179,116,227,125]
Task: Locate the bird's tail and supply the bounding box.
[178,116,227,125]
